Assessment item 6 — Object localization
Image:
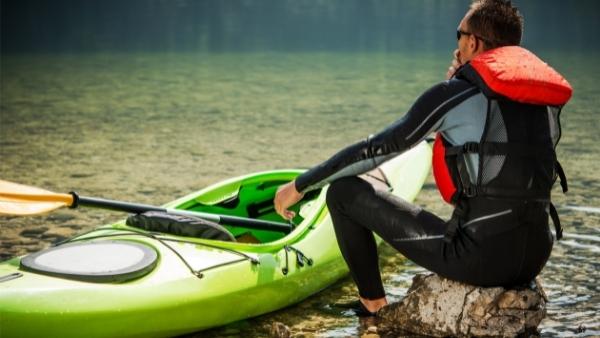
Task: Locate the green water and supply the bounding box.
[1,52,598,337]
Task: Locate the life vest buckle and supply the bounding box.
[462,142,479,153]
[463,186,478,198]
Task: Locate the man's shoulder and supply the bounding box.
[419,77,479,104]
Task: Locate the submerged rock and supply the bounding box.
[19,227,49,238]
[270,321,291,338]
[378,273,547,337]
[360,325,380,338]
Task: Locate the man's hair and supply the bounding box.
[467,0,524,49]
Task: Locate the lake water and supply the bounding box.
[1,51,598,337]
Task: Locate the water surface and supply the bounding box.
[1,52,598,337]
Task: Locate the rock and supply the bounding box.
[20,227,49,238]
[360,325,380,338]
[378,273,546,338]
[62,223,85,230]
[270,321,291,338]
[221,327,240,336]
[40,227,74,242]
[366,325,378,333]
[47,213,76,222]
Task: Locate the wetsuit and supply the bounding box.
[294,47,571,299]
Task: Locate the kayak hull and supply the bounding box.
[0,142,432,338]
[1,242,347,338]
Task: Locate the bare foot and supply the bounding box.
[360,296,388,313]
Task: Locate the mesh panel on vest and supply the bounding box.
[481,100,507,184]
[547,106,561,147]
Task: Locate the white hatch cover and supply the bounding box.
[20,240,158,283]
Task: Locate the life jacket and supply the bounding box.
[432,46,572,242]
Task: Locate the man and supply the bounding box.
[274,0,571,316]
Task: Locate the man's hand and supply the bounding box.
[274,181,305,221]
[446,49,463,80]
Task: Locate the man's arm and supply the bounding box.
[274,78,478,220]
[294,79,479,193]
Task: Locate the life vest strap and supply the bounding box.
[445,142,554,158]
[454,147,476,198]
[476,187,550,201]
[442,199,472,260]
[556,161,568,193]
[549,202,563,240]
[443,139,559,201]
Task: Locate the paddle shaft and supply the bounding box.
[73,194,293,233]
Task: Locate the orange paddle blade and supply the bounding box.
[0,180,74,216]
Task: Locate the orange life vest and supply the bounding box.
[432,46,572,204]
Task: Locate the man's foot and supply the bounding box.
[360,296,387,314]
[331,300,378,317]
[353,300,378,317]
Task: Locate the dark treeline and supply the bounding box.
[1,0,599,54]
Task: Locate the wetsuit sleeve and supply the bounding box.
[294,79,478,193]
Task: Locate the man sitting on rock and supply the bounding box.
[274,0,571,316]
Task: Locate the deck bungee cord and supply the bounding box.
[281,245,313,276]
[54,227,261,279]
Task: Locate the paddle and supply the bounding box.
[0,180,293,233]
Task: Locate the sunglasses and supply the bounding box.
[457,29,495,46]
[456,29,472,40]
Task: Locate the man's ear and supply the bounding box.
[471,35,484,53]
[469,35,477,51]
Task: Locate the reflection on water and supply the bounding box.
[1,52,598,337]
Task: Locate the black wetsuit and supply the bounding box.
[294,77,555,300]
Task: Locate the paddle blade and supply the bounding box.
[0,180,74,216]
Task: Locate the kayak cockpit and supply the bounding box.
[162,171,323,244]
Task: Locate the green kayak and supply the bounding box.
[0,141,431,338]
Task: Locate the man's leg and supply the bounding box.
[327,179,386,300]
[326,176,449,310]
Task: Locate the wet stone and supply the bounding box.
[47,213,76,222]
[19,227,49,238]
[270,321,291,338]
[298,325,318,332]
[377,273,547,338]
[220,327,240,336]
[61,223,85,230]
[575,324,587,334]
[0,253,13,261]
[40,227,74,239]
[2,239,29,246]
[13,244,44,255]
[41,233,70,243]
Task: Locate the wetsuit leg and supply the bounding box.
[326,176,448,299]
[326,176,553,297]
